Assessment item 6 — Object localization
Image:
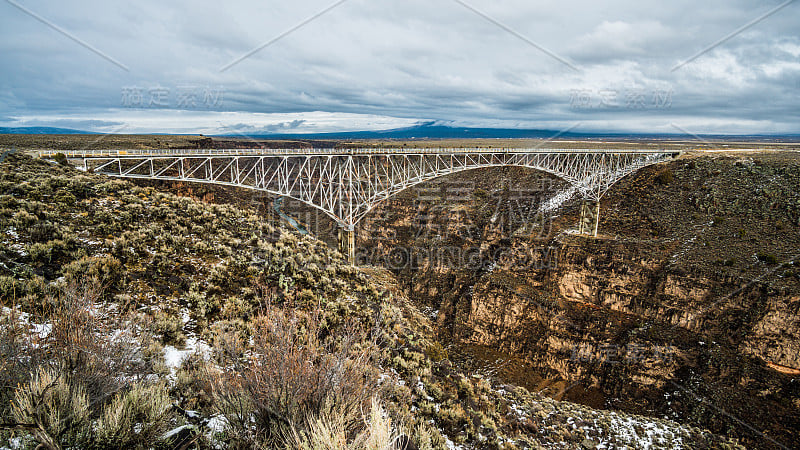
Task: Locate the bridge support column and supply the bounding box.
[338,226,356,265]
[578,200,600,237]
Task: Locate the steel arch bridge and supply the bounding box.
[44,148,679,260]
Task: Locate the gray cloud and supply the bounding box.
[1,0,798,134]
[44,119,124,128]
[224,119,306,133]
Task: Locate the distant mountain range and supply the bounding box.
[0,127,99,135]
[224,122,800,141]
[235,122,576,140]
[2,123,798,141]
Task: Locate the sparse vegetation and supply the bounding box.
[757,251,779,265]
[655,168,674,184]
[0,152,752,448]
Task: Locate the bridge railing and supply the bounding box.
[40,148,680,158]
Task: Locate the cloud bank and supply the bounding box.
[1,0,798,134]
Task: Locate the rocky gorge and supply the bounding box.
[352,151,800,448]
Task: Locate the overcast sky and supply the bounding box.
[1,0,798,134]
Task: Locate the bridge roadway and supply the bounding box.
[41,147,680,262]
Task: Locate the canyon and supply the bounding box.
[351,151,800,448]
[134,147,800,448]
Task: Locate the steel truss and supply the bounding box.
[51,148,678,230]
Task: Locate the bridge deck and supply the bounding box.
[41,148,680,158]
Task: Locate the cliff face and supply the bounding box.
[459,237,800,369]
[357,152,800,449]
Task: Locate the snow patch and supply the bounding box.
[206,415,227,432]
[163,336,211,375]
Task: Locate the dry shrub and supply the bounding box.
[355,396,401,450]
[36,279,163,402]
[210,306,382,448]
[94,382,173,448]
[0,278,173,448]
[9,372,172,450]
[11,368,90,449]
[292,396,400,450]
[0,308,41,417]
[60,256,123,296]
